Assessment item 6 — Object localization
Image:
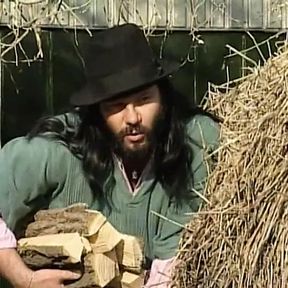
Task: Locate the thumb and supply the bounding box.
[54,270,81,281]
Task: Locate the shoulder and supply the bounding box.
[0,136,80,186]
[2,135,65,151]
[185,113,220,150]
[1,136,73,163]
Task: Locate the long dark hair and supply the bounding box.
[28,78,210,205]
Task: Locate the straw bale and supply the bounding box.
[172,45,288,287]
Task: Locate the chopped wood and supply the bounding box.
[120,272,145,288]
[25,221,87,237]
[34,203,88,220]
[92,250,120,288]
[116,234,144,274]
[89,222,123,253]
[81,237,92,254]
[26,206,107,237]
[20,207,145,288]
[84,209,107,236]
[18,233,85,264]
[65,253,99,288]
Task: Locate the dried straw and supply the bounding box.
[172,44,288,287]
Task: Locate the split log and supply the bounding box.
[25,221,86,237]
[92,250,120,288]
[84,209,107,236]
[34,203,88,220]
[26,205,107,237]
[65,253,98,288]
[18,233,99,287]
[88,222,144,273]
[120,272,144,288]
[18,233,86,265]
[64,251,120,288]
[89,222,123,253]
[116,234,144,274]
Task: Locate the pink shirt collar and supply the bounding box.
[113,155,153,195]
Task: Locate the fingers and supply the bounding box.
[55,270,81,281]
[30,269,80,288]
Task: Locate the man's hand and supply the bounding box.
[0,248,80,288]
[24,269,80,288]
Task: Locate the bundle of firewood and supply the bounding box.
[18,204,144,288]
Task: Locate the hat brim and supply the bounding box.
[70,59,180,106]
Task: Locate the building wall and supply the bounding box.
[0,0,288,30]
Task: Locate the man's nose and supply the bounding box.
[124,104,140,125]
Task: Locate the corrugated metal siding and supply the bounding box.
[1,0,288,30]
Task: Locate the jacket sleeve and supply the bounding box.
[152,115,220,259]
[0,137,68,235]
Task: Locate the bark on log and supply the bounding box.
[26,206,106,238]
[34,203,88,220]
[65,254,98,288]
[19,250,101,287]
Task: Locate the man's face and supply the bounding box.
[99,84,163,159]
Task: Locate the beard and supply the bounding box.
[106,113,165,163]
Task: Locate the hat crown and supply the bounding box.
[85,24,155,78]
[70,23,179,106]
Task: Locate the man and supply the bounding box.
[0,23,219,287]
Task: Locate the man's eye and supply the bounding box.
[105,103,125,112]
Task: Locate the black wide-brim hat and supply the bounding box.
[70,23,180,106]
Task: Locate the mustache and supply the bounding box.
[118,125,147,138]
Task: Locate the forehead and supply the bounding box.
[102,84,160,104]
